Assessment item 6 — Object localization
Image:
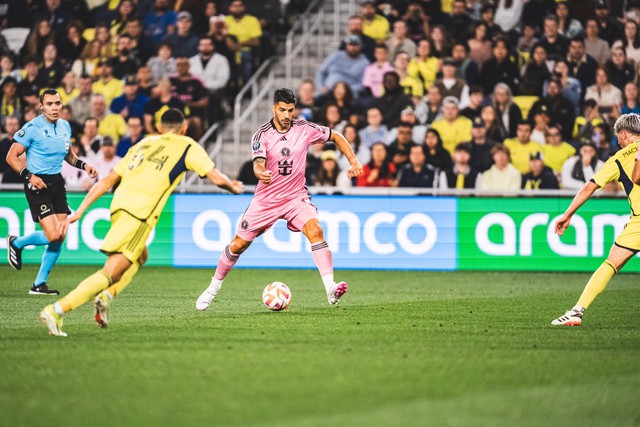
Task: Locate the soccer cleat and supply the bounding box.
[196,288,219,311]
[93,291,113,328]
[6,235,22,270]
[39,305,67,337]
[29,283,59,295]
[327,281,348,305]
[551,310,583,326]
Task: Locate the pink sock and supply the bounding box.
[311,241,333,276]
[214,245,240,281]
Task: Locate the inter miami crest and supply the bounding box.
[281,147,290,157]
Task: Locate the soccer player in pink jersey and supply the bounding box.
[196,88,363,310]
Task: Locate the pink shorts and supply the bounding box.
[236,195,319,241]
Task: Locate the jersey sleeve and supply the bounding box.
[305,121,331,146]
[185,142,215,177]
[13,123,37,149]
[251,131,267,160]
[591,157,620,187]
[112,151,132,177]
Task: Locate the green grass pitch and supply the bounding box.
[1,266,640,426]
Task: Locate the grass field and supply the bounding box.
[1,266,640,426]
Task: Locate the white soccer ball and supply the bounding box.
[262,282,292,311]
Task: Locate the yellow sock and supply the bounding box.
[58,270,113,313]
[576,260,617,309]
[105,262,140,298]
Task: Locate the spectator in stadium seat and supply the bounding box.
[339,16,376,63]
[360,0,390,44]
[393,51,423,102]
[0,77,21,122]
[37,43,65,88]
[56,70,79,106]
[389,107,427,145]
[116,116,145,158]
[91,93,127,143]
[561,139,604,190]
[593,0,623,46]
[110,0,138,36]
[296,78,320,122]
[492,83,522,138]
[79,117,101,158]
[316,34,369,97]
[0,116,22,183]
[448,0,472,43]
[359,107,389,150]
[32,0,71,45]
[479,3,502,40]
[225,0,262,85]
[481,104,507,142]
[136,65,156,97]
[207,15,238,80]
[94,23,116,59]
[125,17,155,64]
[110,74,149,120]
[423,128,453,173]
[59,21,86,64]
[620,81,640,114]
[112,34,141,80]
[0,54,22,86]
[555,1,583,39]
[522,151,559,189]
[429,25,450,59]
[438,142,479,189]
[318,81,358,124]
[434,57,469,109]
[59,104,82,138]
[504,120,544,174]
[467,22,492,69]
[431,96,473,155]
[584,67,622,124]
[539,14,569,61]
[147,42,177,84]
[403,2,432,42]
[17,57,41,109]
[532,78,576,141]
[367,71,412,128]
[478,36,519,95]
[196,1,220,36]
[415,84,443,125]
[314,150,350,188]
[605,47,634,91]
[60,142,88,191]
[451,42,479,86]
[143,78,186,134]
[543,59,581,114]
[477,143,521,191]
[338,124,369,172]
[21,18,55,63]
[494,0,525,34]
[517,21,539,55]
[144,0,177,48]
[530,104,551,144]
[519,43,552,97]
[92,59,123,106]
[612,20,640,67]
[170,57,208,138]
[68,74,94,123]
[71,40,102,81]
[362,44,394,98]
[80,136,121,191]
[572,98,605,140]
[386,20,416,60]
[567,36,598,100]
[317,102,347,134]
[590,123,613,161]
[357,142,396,187]
[407,40,438,94]
[163,11,199,59]
[542,123,576,174]
[189,37,230,124]
[584,18,610,66]
[460,85,484,121]
[468,116,495,173]
[397,144,436,188]
[386,121,416,169]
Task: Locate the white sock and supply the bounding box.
[572,305,585,313]
[207,277,223,295]
[53,302,64,316]
[321,274,335,293]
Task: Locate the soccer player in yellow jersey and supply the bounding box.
[39,109,243,336]
[551,114,640,326]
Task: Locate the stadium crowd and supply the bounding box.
[246,0,636,193]
[0,0,304,188]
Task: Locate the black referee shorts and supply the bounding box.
[24,173,71,222]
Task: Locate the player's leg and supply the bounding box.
[40,254,132,336]
[552,244,636,326]
[94,248,149,328]
[29,213,68,295]
[301,219,348,305]
[195,235,252,310]
[6,198,54,271]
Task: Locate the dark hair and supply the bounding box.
[39,88,60,103]
[622,19,640,49]
[469,84,483,95]
[368,142,392,178]
[582,98,598,110]
[570,35,586,45]
[517,119,532,128]
[161,108,186,126]
[274,88,296,105]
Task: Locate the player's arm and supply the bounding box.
[253,158,272,184]
[6,142,48,189]
[204,167,243,194]
[329,130,363,178]
[555,181,600,236]
[64,171,122,226]
[64,148,98,178]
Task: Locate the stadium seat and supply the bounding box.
[513,95,539,120]
[1,27,29,54]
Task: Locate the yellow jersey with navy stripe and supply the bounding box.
[591,141,639,216]
[111,133,214,225]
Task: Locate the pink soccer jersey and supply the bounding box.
[251,119,331,204]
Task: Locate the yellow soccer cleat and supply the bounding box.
[39,305,67,337]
